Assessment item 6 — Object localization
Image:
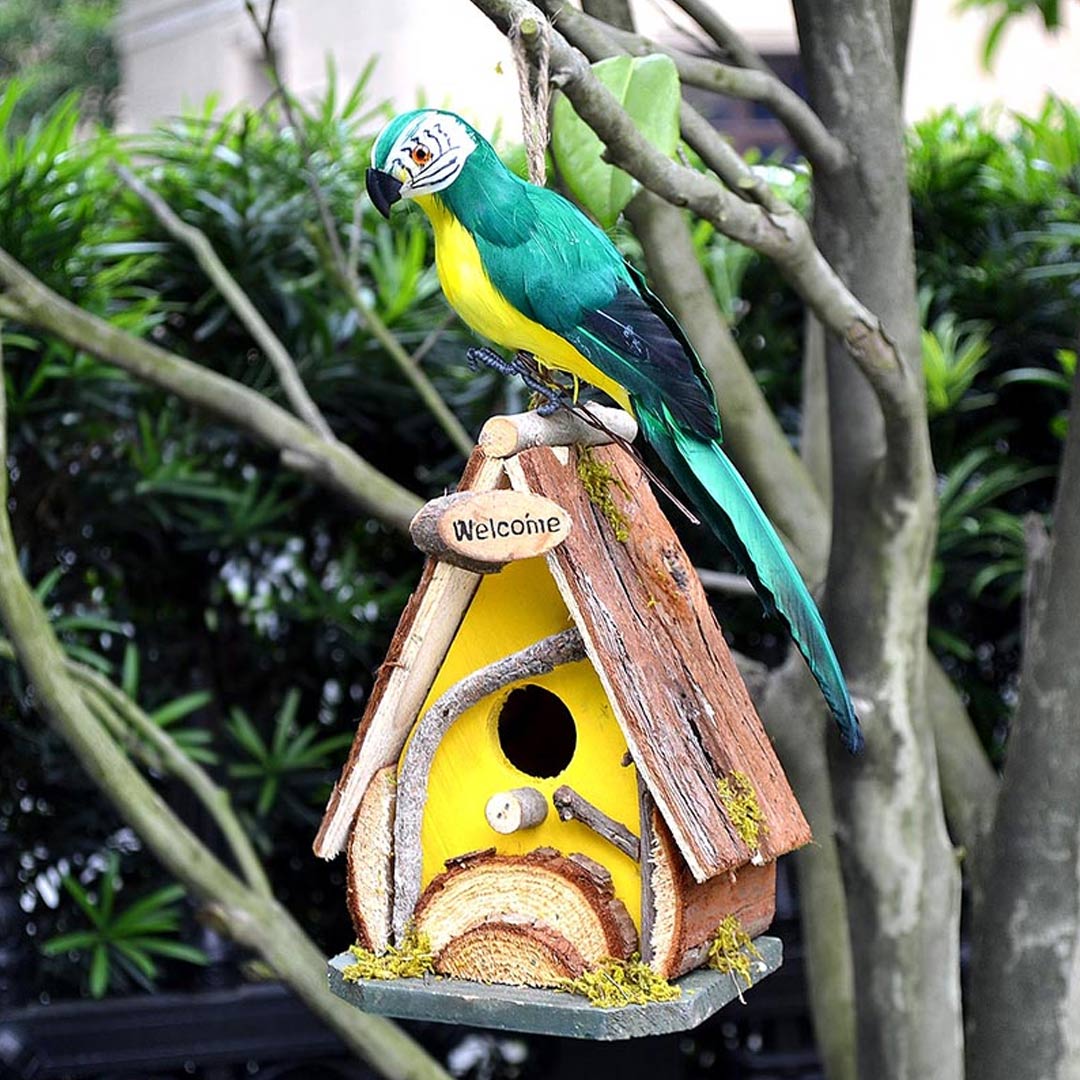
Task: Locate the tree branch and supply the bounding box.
[667,0,772,73]
[970,364,1080,1080]
[0,338,450,1079]
[114,164,336,442]
[67,656,273,899]
[243,1,475,459]
[546,2,847,174]
[552,784,640,860]
[469,0,921,486]
[759,655,857,1080]
[925,657,998,880]
[539,0,785,208]
[0,247,423,532]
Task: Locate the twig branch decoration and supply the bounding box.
[0,247,423,531]
[115,164,336,442]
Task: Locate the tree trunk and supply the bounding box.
[792,3,963,1077]
[969,368,1080,1080]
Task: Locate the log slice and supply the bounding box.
[345,765,396,950]
[435,915,589,987]
[413,849,637,988]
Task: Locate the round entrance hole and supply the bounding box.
[496,685,577,778]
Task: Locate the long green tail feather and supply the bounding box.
[637,403,863,753]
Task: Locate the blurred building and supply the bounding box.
[116,0,1079,138]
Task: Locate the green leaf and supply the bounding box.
[41,930,99,956]
[150,691,212,727]
[551,54,680,228]
[129,938,209,965]
[89,944,110,998]
[113,941,159,980]
[33,566,66,603]
[61,873,104,927]
[121,644,140,699]
[929,626,976,661]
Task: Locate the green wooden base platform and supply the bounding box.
[326,936,781,1040]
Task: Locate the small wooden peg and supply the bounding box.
[485,787,549,834]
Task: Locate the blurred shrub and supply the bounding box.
[0,1,119,130]
[0,72,504,998]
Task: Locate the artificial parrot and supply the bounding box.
[366,108,863,753]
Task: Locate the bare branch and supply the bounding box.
[694,568,756,598]
[0,335,452,1080]
[469,0,920,483]
[540,0,781,205]
[0,246,423,532]
[242,1,475,458]
[115,164,336,442]
[667,0,772,73]
[552,784,641,860]
[970,364,1080,1080]
[66,656,274,899]
[545,2,847,174]
[925,658,998,882]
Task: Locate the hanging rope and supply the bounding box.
[509,15,552,186]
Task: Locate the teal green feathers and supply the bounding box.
[637,404,863,752]
[368,109,863,752]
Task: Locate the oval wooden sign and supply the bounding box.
[410,490,572,573]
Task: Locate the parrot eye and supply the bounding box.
[410,144,433,167]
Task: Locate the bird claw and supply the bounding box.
[466,346,571,416]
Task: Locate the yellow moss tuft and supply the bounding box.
[716,769,768,851]
[576,447,630,542]
[559,955,681,1008]
[341,926,435,982]
[707,914,764,995]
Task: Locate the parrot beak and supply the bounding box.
[366,168,403,218]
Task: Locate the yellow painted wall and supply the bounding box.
[403,557,643,928]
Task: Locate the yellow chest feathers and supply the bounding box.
[413,195,631,413]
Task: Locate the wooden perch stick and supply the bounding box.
[392,628,587,938]
[553,784,641,862]
[485,787,549,834]
[479,404,638,458]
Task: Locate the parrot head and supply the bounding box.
[366,109,481,217]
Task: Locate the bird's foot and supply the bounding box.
[466,345,517,377]
[466,346,571,416]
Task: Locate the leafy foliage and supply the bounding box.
[959,0,1071,65]
[40,853,206,998]
[551,54,680,228]
[0,73,503,999]
[227,689,353,826]
[0,1,119,130]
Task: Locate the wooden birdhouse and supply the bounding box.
[315,407,811,1038]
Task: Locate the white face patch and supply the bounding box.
[377,112,477,199]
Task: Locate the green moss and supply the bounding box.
[559,954,681,1008]
[717,769,767,851]
[341,926,435,982]
[707,914,763,994]
[576,447,630,542]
